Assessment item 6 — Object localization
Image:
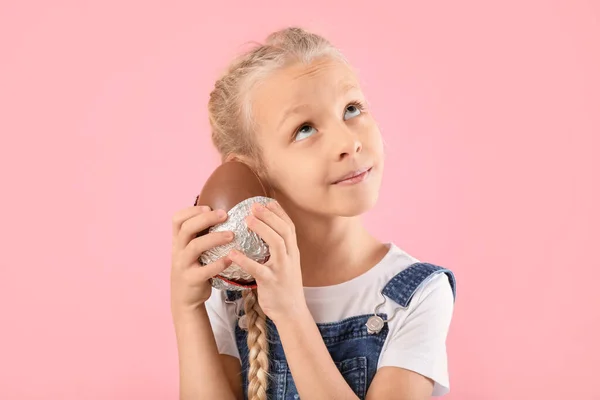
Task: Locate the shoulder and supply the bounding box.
[382,260,457,310]
[205,287,241,325]
[381,261,456,340]
[204,287,243,359]
[377,262,457,396]
[205,286,226,310]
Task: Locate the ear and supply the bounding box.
[224,153,241,163]
[224,153,258,170]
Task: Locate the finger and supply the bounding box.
[179,230,234,268]
[263,201,297,255]
[246,213,287,258]
[194,256,233,280]
[228,249,271,282]
[251,203,289,236]
[175,209,228,252]
[172,205,210,238]
[251,203,293,248]
[265,201,295,230]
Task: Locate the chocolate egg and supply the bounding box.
[194,161,273,291]
[196,161,269,212]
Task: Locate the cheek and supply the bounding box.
[262,156,298,191]
[361,119,384,153]
[373,131,384,155]
[267,159,323,197]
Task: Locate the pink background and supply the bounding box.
[1,1,599,399]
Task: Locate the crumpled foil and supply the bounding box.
[199,196,273,291]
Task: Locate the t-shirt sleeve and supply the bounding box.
[204,287,241,360]
[377,273,455,396]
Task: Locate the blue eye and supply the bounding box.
[292,103,364,142]
[344,104,362,120]
[294,124,316,141]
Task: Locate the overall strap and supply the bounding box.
[382,262,457,308]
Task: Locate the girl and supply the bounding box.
[171,27,456,400]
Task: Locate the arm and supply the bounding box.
[366,368,433,399]
[172,305,239,400]
[275,307,360,400]
[366,273,455,399]
[170,205,244,399]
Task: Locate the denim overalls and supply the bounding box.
[225,262,457,400]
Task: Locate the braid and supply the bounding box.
[243,289,270,400]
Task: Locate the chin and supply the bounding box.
[333,192,380,217]
[330,169,382,217]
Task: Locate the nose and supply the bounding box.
[333,124,362,160]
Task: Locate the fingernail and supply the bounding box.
[253,203,265,213]
[217,209,227,218]
[225,231,234,239]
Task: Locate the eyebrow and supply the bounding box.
[277,81,359,130]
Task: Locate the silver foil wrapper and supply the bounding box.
[199,196,273,291]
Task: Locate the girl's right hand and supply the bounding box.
[170,205,234,313]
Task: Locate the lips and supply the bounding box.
[332,166,372,184]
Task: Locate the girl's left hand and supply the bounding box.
[227,201,306,325]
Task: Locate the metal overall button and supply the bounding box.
[366,292,406,335]
[224,298,248,331]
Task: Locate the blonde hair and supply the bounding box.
[208,26,347,168]
[208,27,345,399]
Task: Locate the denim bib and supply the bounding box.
[225,262,456,400]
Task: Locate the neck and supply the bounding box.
[285,206,386,287]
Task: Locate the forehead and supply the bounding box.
[250,58,360,125]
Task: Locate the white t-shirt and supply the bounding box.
[205,243,455,396]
